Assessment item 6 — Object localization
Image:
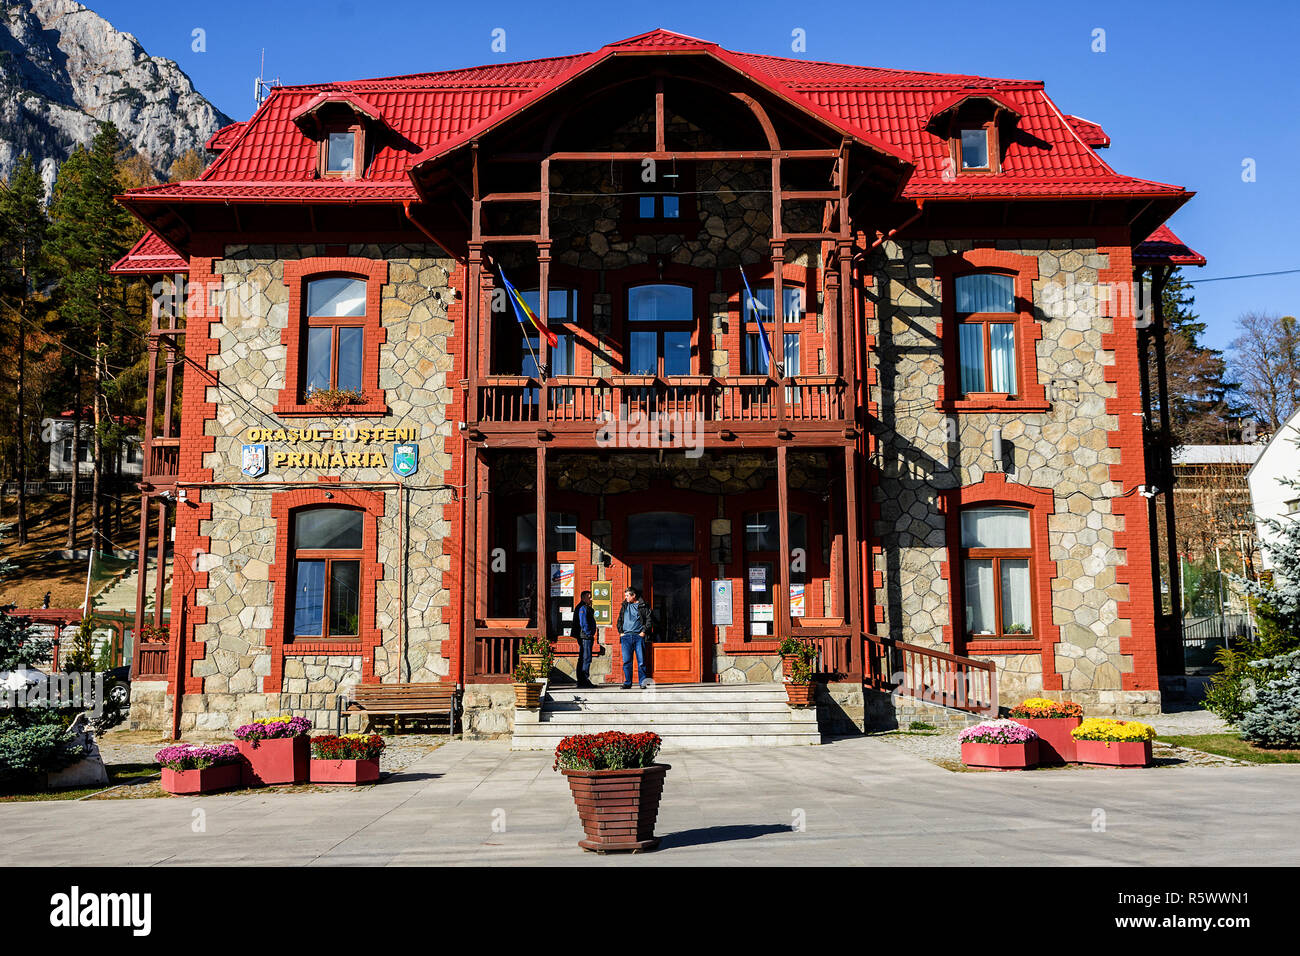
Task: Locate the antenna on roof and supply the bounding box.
[253,49,279,107]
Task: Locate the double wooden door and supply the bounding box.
[626,558,701,683]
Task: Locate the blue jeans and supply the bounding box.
[576,637,594,683]
[620,633,647,686]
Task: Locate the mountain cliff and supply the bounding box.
[0,0,232,191]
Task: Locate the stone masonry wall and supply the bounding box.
[169,242,460,734]
[869,237,1159,716]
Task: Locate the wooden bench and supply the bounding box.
[338,683,461,737]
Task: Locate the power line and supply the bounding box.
[1184,268,1300,285]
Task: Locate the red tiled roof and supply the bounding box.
[290,90,389,129]
[120,28,1187,210]
[1134,224,1206,266]
[109,231,189,275]
[926,89,1023,124]
[205,121,246,152]
[1064,114,1110,148]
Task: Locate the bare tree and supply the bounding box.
[1231,312,1300,430]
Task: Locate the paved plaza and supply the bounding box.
[2,735,1297,866]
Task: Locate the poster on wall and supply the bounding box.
[550,563,574,597]
[748,566,767,592]
[750,603,773,622]
[790,584,805,617]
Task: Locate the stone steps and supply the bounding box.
[511,682,822,750]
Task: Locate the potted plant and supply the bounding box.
[778,636,804,679]
[1071,717,1156,767]
[513,661,543,709]
[305,386,365,411]
[1008,696,1084,764]
[233,715,312,786]
[553,731,668,853]
[309,733,385,784]
[959,719,1040,770]
[518,632,554,681]
[784,645,817,707]
[156,743,242,795]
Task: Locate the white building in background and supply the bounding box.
[40,414,143,480]
[1247,406,1300,575]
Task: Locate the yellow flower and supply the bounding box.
[1071,717,1155,742]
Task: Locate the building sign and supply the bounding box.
[393,442,418,477]
[238,425,421,474]
[241,443,267,478]
[591,581,613,625]
[711,579,733,626]
[550,563,574,597]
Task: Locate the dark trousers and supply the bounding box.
[576,637,594,683]
[620,633,647,686]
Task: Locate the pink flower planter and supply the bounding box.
[1011,716,1081,765]
[236,736,310,786]
[161,764,242,795]
[1075,739,1152,768]
[310,757,381,784]
[961,739,1039,770]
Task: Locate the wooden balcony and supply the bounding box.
[473,374,853,446]
[145,437,180,483]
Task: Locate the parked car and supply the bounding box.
[103,665,131,707]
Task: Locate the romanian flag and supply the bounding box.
[740,268,775,373]
[498,265,559,349]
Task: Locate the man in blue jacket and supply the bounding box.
[574,590,597,688]
[616,587,650,689]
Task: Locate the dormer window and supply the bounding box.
[292,91,389,181]
[960,127,990,170]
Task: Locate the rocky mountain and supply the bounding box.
[0,0,232,192]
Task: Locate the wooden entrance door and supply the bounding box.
[628,559,701,683]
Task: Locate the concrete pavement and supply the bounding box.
[2,736,1297,866]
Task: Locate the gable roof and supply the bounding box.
[119,28,1188,211]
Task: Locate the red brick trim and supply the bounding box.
[939,473,1063,687]
[264,486,386,692]
[933,249,1048,412]
[1099,243,1159,692]
[276,257,389,416]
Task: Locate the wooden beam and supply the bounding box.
[463,446,479,680]
[843,446,863,678]
[535,446,548,642]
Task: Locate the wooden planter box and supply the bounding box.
[780,654,799,680]
[792,617,843,628]
[482,617,529,629]
[310,757,381,784]
[519,654,550,678]
[514,682,543,708]
[785,683,816,707]
[236,736,310,786]
[161,763,242,795]
[1010,716,1080,764]
[562,764,670,853]
[1074,739,1152,768]
[961,739,1039,770]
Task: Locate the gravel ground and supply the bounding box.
[880,706,1247,771]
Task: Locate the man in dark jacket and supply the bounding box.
[573,590,597,688]
[616,587,650,689]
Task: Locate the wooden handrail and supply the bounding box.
[865,635,998,715]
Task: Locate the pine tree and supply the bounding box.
[46,124,134,554]
[0,155,49,544]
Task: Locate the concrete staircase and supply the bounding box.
[511,682,822,750]
[93,558,171,615]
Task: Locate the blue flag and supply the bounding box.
[740,269,775,374]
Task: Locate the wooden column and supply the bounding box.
[823,259,840,378]
[839,240,857,406]
[770,153,786,421]
[462,445,478,680]
[466,244,482,422]
[1152,267,1183,643]
[538,241,551,412]
[535,445,547,639]
[776,446,791,642]
[153,500,168,627]
[843,445,863,678]
[476,452,490,623]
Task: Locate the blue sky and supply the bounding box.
[94,0,1299,355]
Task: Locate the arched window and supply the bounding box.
[303,276,367,399]
[960,505,1032,639]
[627,284,693,376]
[626,512,694,552]
[290,507,364,638]
[954,273,1016,396]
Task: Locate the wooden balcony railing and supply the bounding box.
[865,636,998,715]
[134,642,170,679]
[476,374,848,427]
[147,437,180,480]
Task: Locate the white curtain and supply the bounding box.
[964,559,995,634]
[1000,559,1032,632]
[989,323,1017,393]
[955,273,1014,313]
[961,507,1030,549]
[958,324,984,394]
